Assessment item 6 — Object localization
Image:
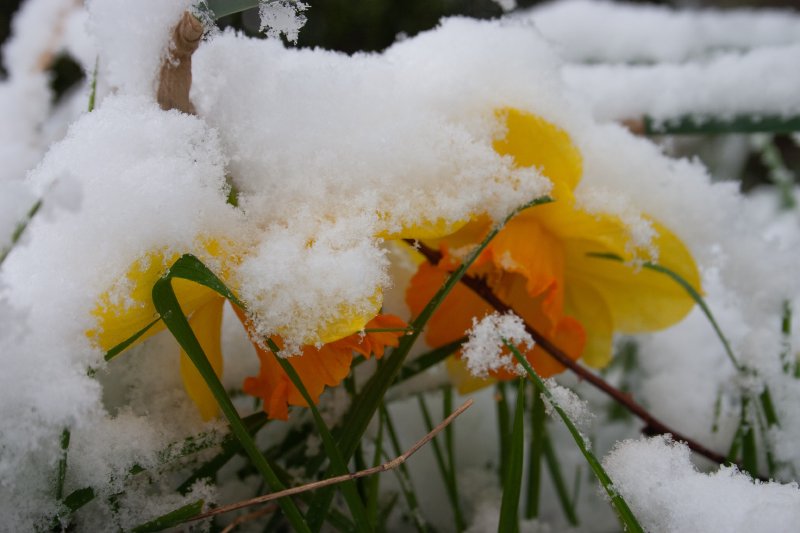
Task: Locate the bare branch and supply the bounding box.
[406,238,729,465]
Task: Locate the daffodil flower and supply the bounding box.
[89,240,407,421]
[406,108,700,392]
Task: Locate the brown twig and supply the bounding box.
[220,505,277,533]
[157,11,204,114]
[187,398,474,523]
[406,239,728,465]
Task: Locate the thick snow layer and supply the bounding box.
[462,312,533,377]
[604,435,800,533]
[564,44,800,121]
[526,0,800,63]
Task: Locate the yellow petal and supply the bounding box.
[313,289,384,345]
[564,278,614,368]
[378,217,468,240]
[566,219,700,334]
[489,215,565,322]
[493,108,582,193]
[88,237,235,352]
[446,356,496,394]
[180,296,226,420]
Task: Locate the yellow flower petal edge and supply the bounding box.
[88,249,218,352]
[493,107,582,194]
[311,289,384,345]
[406,107,700,386]
[179,296,226,421]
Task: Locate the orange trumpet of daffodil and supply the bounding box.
[406,108,700,392]
[89,241,407,421]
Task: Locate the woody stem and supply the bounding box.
[405,239,728,466]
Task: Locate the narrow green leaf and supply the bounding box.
[590,252,783,458]
[756,135,796,211]
[380,406,429,533]
[269,340,373,533]
[176,412,268,494]
[543,433,579,526]
[0,199,42,266]
[505,341,644,533]
[418,394,465,531]
[63,487,95,512]
[104,318,160,361]
[394,337,466,383]
[742,422,758,476]
[164,254,245,308]
[152,258,310,532]
[525,381,545,519]
[442,385,461,527]
[498,379,525,533]
[306,196,552,530]
[55,429,70,500]
[88,57,98,112]
[130,500,204,533]
[496,381,511,486]
[366,412,384,529]
[588,252,741,371]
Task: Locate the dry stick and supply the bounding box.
[407,239,728,465]
[187,399,475,523]
[157,11,204,114]
[220,505,277,533]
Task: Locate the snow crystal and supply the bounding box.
[259,0,308,43]
[542,378,594,432]
[462,312,533,378]
[604,435,800,533]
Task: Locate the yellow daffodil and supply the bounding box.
[89,241,407,421]
[406,108,700,392]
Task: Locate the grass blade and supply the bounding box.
[0,199,42,266]
[62,487,95,513]
[588,252,741,371]
[130,500,204,533]
[306,196,552,530]
[417,394,465,531]
[152,256,309,532]
[497,379,525,533]
[176,412,268,494]
[496,381,511,485]
[504,340,644,533]
[395,337,466,383]
[55,429,70,500]
[525,382,546,519]
[104,318,160,361]
[380,405,429,533]
[542,433,579,526]
[269,340,373,533]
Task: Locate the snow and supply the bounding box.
[462,312,533,378]
[526,0,800,63]
[1,0,800,529]
[604,435,800,533]
[259,0,308,43]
